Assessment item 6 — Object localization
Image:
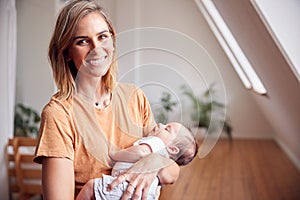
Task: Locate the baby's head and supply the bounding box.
[149,122,198,166]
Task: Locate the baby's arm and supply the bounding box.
[109,144,152,163]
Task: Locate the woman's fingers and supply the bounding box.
[118,173,136,200]
[133,182,143,200]
[121,172,156,200]
[140,181,151,200]
[121,182,136,200]
[107,174,127,191]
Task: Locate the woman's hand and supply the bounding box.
[107,153,179,200]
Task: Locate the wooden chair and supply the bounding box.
[6,137,43,200]
[6,138,19,199]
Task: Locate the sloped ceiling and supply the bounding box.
[211,0,300,169]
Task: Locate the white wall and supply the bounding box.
[99,0,116,24]
[16,0,56,114]
[113,0,274,138]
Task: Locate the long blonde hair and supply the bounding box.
[48,0,117,100]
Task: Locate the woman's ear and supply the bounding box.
[166,145,179,155]
[66,55,72,62]
[65,50,72,62]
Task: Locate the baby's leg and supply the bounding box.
[97,175,159,200]
[94,175,124,200]
[90,175,159,200]
[76,179,95,200]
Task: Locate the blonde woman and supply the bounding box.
[34,0,179,199]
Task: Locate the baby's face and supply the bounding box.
[148,122,182,145]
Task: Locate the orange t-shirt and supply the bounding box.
[34,83,156,190]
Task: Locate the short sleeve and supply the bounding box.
[34,99,75,164]
[134,136,169,158]
[131,87,157,135]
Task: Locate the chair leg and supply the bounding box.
[20,193,32,200]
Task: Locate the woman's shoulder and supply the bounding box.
[116,82,138,90]
[115,82,144,96]
[42,94,73,116]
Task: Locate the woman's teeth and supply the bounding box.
[88,57,106,65]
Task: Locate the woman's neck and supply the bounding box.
[76,76,111,108]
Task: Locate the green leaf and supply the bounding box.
[181,83,232,140]
[14,103,41,138]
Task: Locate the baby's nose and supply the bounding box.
[158,123,166,130]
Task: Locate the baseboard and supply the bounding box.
[274,136,300,172]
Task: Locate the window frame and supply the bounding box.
[195,0,267,95]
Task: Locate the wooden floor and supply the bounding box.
[159,139,300,200]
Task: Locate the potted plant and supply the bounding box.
[154,91,177,124]
[181,83,232,140]
[14,103,41,138]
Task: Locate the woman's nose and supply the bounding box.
[91,39,101,50]
[89,41,106,56]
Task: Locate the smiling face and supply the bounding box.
[67,12,114,78]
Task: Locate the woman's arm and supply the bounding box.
[157,159,180,185]
[42,157,74,200]
[108,153,180,200]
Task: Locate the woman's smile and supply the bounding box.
[86,56,107,66]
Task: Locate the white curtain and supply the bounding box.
[0,0,17,199]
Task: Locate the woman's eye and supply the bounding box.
[76,39,89,45]
[99,34,108,40]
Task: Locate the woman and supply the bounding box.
[34,0,179,199]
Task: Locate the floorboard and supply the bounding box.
[159,139,300,200]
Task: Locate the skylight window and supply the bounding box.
[195,0,267,94]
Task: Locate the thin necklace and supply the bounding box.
[94,92,112,109]
[77,88,112,108]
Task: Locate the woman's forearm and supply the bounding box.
[42,157,75,200]
[108,153,180,200]
[157,160,180,185]
[129,153,180,184]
